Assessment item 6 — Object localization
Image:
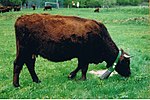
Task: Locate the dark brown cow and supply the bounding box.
[13,14,131,87]
[14,6,21,11]
[32,4,36,10]
[0,6,11,13]
[43,5,52,11]
[0,7,7,13]
[94,8,99,12]
[7,6,13,11]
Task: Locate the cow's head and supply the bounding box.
[115,49,131,77]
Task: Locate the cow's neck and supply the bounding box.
[104,42,119,68]
[99,24,120,68]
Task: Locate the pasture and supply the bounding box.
[0,6,150,99]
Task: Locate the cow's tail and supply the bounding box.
[14,23,20,57]
[14,20,29,57]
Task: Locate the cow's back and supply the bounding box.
[15,14,101,40]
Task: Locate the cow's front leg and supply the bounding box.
[81,64,88,80]
[25,55,41,83]
[68,58,84,79]
[68,64,81,79]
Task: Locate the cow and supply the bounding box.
[0,6,10,13]
[7,6,13,11]
[32,4,36,10]
[43,5,52,11]
[94,8,99,12]
[14,6,21,11]
[13,14,131,87]
[0,7,7,13]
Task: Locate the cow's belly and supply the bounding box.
[37,42,78,62]
[39,50,76,62]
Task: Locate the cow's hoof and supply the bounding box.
[79,77,87,81]
[13,83,20,87]
[33,80,41,83]
[68,72,76,79]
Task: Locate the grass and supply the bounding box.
[0,6,150,99]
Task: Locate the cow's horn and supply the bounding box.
[123,54,131,58]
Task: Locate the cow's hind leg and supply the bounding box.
[13,61,24,87]
[13,48,25,87]
[25,54,41,83]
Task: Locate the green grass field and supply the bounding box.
[0,6,150,99]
